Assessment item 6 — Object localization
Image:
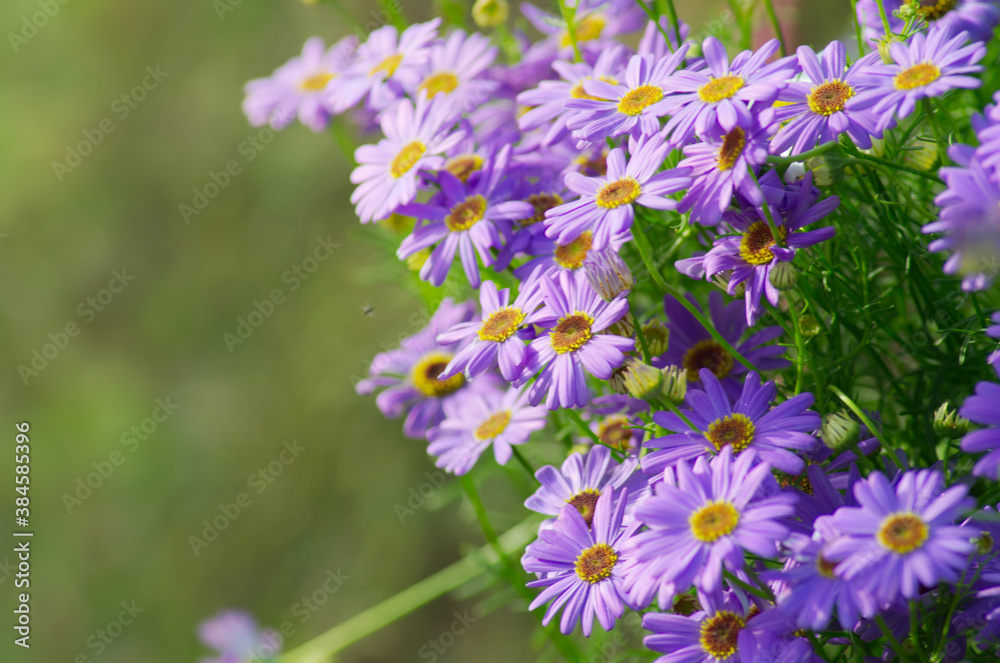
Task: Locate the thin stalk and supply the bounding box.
[874,0,893,38]
[511,447,539,482]
[828,385,894,459]
[558,0,583,63]
[761,0,787,55]
[765,140,840,165]
[874,614,915,663]
[277,518,540,663]
[565,408,625,460]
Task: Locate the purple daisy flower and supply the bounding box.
[199,610,281,663]
[676,118,772,227]
[924,152,1000,292]
[661,36,797,146]
[356,298,492,438]
[521,488,640,636]
[826,469,975,604]
[565,48,690,142]
[642,590,771,663]
[405,30,499,115]
[856,0,1000,47]
[513,227,632,283]
[521,270,635,410]
[544,133,692,251]
[517,45,628,146]
[350,93,463,223]
[243,36,357,132]
[396,145,533,287]
[642,369,821,477]
[849,29,985,133]
[697,172,837,325]
[427,385,547,475]
[629,447,796,598]
[334,19,441,112]
[770,42,883,155]
[960,379,1000,479]
[578,395,649,456]
[436,279,550,382]
[768,532,878,631]
[654,291,790,400]
[525,444,649,526]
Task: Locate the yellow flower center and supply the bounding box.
[390,141,427,179]
[700,611,745,659]
[478,307,525,342]
[807,80,855,116]
[913,0,957,20]
[690,501,740,542]
[682,339,734,383]
[474,410,512,440]
[419,71,460,98]
[444,154,484,183]
[698,75,745,103]
[554,231,593,270]
[369,53,403,78]
[739,221,787,266]
[575,542,618,583]
[877,512,929,553]
[717,126,746,171]
[596,177,642,209]
[300,72,335,91]
[410,351,465,397]
[445,195,488,232]
[567,489,602,527]
[706,413,755,453]
[597,414,632,452]
[575,151,608,177]
[520,192,564,226]
[617,85,664,116]
[560,13,607,47]
[816,553,839,579]
[570,75,619,101]
[894,62,941,91]
[550,311,594,354]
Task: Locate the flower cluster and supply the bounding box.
[231,2,1000,661]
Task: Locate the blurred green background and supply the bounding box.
[0,0,843,661]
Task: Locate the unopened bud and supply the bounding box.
[661,365,687,405]
[799,315,821,338]
[877,35,904,64]
[472,0,509,27]
[585,246,634,301]
[822,411,861,452]
[568,442,591,457]
[933,401,970,439]
[641,320,670,357]
[608,364,629,395]
[621,358,663,400]
[768,261,798,290]
[711,273,745,297]
[606,311,636,337]
[380,213,414,234]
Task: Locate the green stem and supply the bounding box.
[378,0,407,30]
[277,518,540,663]
[565,408,624,460]
[511,447,538,482]
[874,614,915,663]
[765,140,840,165]
[631,220,759,375]
[558,0,583,63]
[847,0,866,55]
[874,0,893,38]
[761,0,787,55]
[922,98,949,165]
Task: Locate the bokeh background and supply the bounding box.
[0,0,843,660]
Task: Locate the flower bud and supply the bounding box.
[641,319,670,357]
[472,0,509,27]
[877,35,904,64]
[711,273,745,297]
[822,411,861,452]
[661,365,687,405]
[608,364,629,395]
[933,401,970,439]
[620,358,663,400]
[606,310,636,337]
[799,315,821,338]
[568,442,591,457]
[768,261,798,290]
[584,246,634,301]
